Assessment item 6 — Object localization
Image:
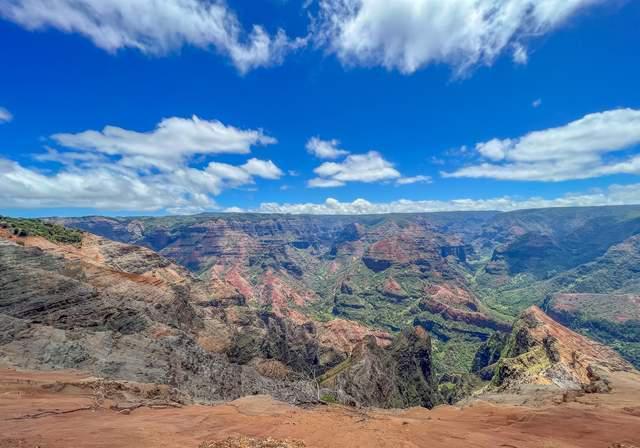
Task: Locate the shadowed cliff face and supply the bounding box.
[0,228,442,409]
[319,326,438,409]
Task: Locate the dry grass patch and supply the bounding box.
[199,437,304,448]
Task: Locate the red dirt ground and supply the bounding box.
[0,368,639,448]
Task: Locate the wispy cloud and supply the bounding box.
[0,107,12,123]
[444,108,640,181]
[0,0,305,73]
[306,137,349,159]
[395,175,432,186]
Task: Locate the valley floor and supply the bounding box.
[1,369,639,448]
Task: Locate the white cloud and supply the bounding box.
[0,0,305,73]
[0,116,284,212]
[512,43,528,65]
[395,175,432,185]
[0,158,214,212]
[309,150,401,187]
[306,137,349,159]
[224,206,245,213]
[241,158,284,179]
[52,116,276,171]
[256,183,640,215]
[314,0,604,74]
[476,138,510,161]
[0,156,284,212]
[307,177,346,188]
[206,162,252,185]
[0,107,12,123]
[444,108,640,181]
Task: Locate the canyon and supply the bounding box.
[1,206,640,446]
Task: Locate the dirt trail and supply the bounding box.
[0,368,639,448]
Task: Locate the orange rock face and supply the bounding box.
[550,293,640,323]
[494,306,634,391]
[524,306,633,375]
[317,319,392,354]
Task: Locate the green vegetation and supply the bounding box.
[431,338,484,376]
[318,358,353,386]
[547,306,640,368]
[0,216,83,245]
[57,205,640,383]
[320,393,338,404]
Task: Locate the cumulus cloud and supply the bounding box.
[309,150,401,187]
[0,107,12,123]
[0,0,305,73]
[444,108,640,181]
[241,158,284,179]
[314,0,605,74]
[256,183,640,215]
[52,116,276,171]
[0,116,283,213]
[306,137,349,159]
[0,158,214,212]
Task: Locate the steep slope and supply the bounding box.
[475,229,640,314]
[57,213,510,373]
[55,205,640,374]
[488,307,634,391]
[475,233,640,367]
[546,293,640,368]
[319,326,438,408]
[0,222,440,408]
[0,227,314,404]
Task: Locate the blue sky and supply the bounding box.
[1,0,640,216]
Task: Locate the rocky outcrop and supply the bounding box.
[53,213,503,351]
[488,233,566,279]
[361,226,445,273]
[419,284,511,333]
[544,293,640,368]
[0,228,423,408]
[491,307,633,392]
[0,233,329,405]
[380,277,409,301]
[319,327,439,408]
[472,333,508,380]
[439,245,467,262]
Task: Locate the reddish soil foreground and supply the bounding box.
[1,369,640,448]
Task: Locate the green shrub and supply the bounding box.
[0,216,83,245]
[320,393,338,404]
